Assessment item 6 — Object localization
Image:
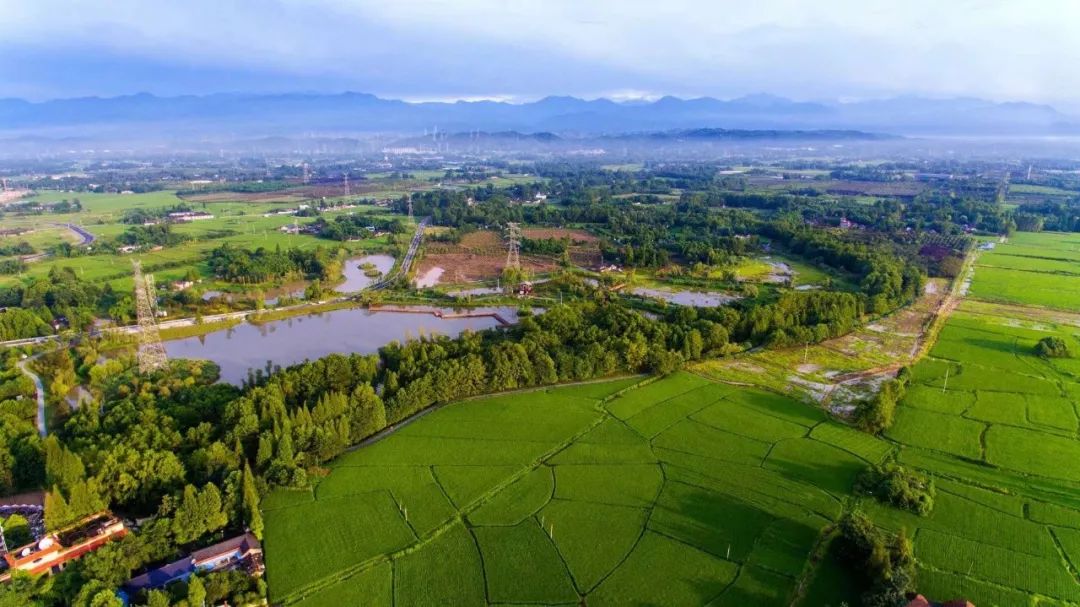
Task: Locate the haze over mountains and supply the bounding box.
[0,92,1076,145]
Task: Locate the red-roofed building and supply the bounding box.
[2,512,126,577]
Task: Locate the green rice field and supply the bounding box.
[879,231,1080,605]
[262,374,891,606]
[260,231,1080,606]
[970,232,1080,309]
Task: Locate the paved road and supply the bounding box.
[372,217,429,290]
[19,223,95,263]
[16,356,46,437]
[61,223,95,246]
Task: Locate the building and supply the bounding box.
[2,512,126,577]
[121,533,264,595]
[167,211,215,222]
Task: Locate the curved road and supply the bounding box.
[15,356,46,437]
[19,223,95,263]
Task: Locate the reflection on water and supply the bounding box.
[165,307,517,385]
[336,254,396,293]
[630,287,740,307]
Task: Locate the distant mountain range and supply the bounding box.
[0,91,1076,142]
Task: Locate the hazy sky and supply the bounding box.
[2,0,1079,107]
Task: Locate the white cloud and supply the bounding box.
[2,0,1079,104]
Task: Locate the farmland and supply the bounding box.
[869,231,1080,605]
[0,190,403,292]
[414,228,602,286]
[969,232,1080,309]
[260,231,1080,606]
[262,373,885,606]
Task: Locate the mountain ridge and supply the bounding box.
[0,91,1073,138]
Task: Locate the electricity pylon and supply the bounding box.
[504,222,522,271]
[132,260,168,374]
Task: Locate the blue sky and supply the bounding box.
[2,0,1078,107]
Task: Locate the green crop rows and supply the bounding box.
[879,231,1080,605]
[261,371,899,606]
[260,234,1080,606]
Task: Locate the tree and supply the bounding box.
[144,590,171,607]
[241,462,263,540]
[172,483,227,544]
[187,575,206,607]
[1036,336,1071,358]
[45,436,85,491]
[1,514,31,548]
[45,486,73,531]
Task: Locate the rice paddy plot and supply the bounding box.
[265,374,892,605]
[586,532,739,607]
[885,406,986,460]
[984,425,1080,482]
[915,529,1080,601]
[472,520,578,604]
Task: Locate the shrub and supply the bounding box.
[835,510,916,607]
[1035,336,1071,358]
[855,463,935,516]
[854,379,905,434]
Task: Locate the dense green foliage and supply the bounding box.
[315,215,408,241]
[1035,335,1071,358]
[855,463,935,516]
[206,244,343,284]
[834,510,916,607]
[855,377,907,434]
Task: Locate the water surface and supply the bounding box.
[336,254,396,293]
[630,287,739,307]
[165,306,516,385]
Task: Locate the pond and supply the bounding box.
[164,306,519,385]
[264,281,307,306]
[336,254,396,293]
[630,287,740,307]
[446,287,502,297]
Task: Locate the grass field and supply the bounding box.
[0,190,403,291]
[261,373,903,606]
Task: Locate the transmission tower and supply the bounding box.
[504,222,522,271]
[132,260,168,374]
[343,172,351,197]
[407,196,414,220]
[302,162,311,184]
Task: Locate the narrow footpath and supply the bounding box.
[16,356,46,437]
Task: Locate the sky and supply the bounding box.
[2,0,1079,108]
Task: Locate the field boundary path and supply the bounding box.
[16,355,46,437]
[818,247,980,407]
[693,247,982,412]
